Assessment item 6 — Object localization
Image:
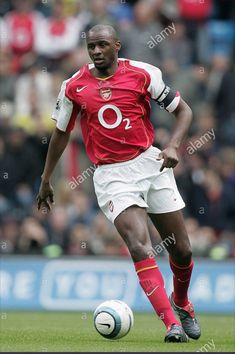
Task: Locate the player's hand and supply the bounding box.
[156,146,179,172]
[36,180,54,212]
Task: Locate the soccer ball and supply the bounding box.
[93,300,134,340]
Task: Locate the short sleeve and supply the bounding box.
[146,64,181,113]
[52,80,80,132]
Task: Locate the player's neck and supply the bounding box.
[92,61,118,79]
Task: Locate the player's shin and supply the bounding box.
[134,257,180,328]
[169,257,194,307]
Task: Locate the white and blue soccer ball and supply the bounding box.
[93,300,134,340]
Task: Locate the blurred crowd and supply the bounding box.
[0,0,235,259]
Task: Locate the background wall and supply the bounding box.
[1,258,234,312]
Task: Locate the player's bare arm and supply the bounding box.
[157,98,192,172]
[37,127,70,211]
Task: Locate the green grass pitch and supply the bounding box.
[0,312,234,352]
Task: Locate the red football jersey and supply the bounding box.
[52,59,180,165]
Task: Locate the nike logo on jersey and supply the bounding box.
[76,85,88,92]
[146,285,159,297]
[98,323,111,328]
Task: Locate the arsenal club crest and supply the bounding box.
[100,88,112,100]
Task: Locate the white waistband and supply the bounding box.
[96,145,159,170]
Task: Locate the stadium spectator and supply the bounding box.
[214,64,235,145]
[67,223,93,255]
[46,206,70,249]
[177,0,213,63]
[67,189,96,226]
[0,0,234,258]
[13,59,55,135]
[119,0,163,66]
[0,216,19,254]
[107,0,133,28]
[185,218,217,257]
[0,17,8,49]
[3,0,43,72]
[0,49,16,103]
[161,20,192,67]
[87,0,115,29]
[0,0,13,16]
[34,0,81,70]
[17,216,48,254]
[2,128,38,204]
[101,229,129,256]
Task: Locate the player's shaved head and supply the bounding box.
[86,24,121,74]
[87,24,119,41]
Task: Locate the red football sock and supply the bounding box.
[135,257,179,328]
[169,257,194,307]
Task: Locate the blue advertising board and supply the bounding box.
[0,257,234,313]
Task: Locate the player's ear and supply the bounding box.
[115,40,121,52]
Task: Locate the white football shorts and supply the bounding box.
[93,145,185,223]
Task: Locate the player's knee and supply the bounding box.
[172,241,192,265]
[128,241,151,262]
[124,231,151,261]
[116,218,151,261]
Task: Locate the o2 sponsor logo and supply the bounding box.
[98,104,132,130]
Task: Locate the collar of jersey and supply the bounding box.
[87,60,122,81]
[96,74,114,80]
